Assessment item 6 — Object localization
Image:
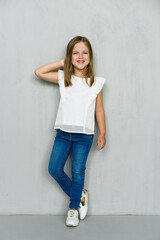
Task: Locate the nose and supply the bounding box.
[78,53,83,58]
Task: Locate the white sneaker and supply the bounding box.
[78,189,88,220]
[66,208,79,227]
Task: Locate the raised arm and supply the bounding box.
[34,59,64,84]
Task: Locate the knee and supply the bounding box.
[48,162,61,180]
[48,162,56,177]
[72,168,85,176]
[72,170,85,182]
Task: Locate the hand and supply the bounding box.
[97,134,106,150]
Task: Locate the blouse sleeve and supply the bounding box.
[88,76,106,106]
[93,77,106,95]
[58,69,64,87]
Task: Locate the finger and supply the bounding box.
[97,147,102,150]
[97,144,104,150]
[97,143,101,150]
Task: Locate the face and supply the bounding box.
[71,42,90,72]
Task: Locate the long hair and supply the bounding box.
[63,36,95,87]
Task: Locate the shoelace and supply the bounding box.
[69,210,76,218]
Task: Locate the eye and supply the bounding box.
[73,52,88,54]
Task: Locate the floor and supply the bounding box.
[0,215,160,240]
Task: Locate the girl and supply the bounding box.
[34,36,106,227]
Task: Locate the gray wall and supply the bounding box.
[0,0,160,215]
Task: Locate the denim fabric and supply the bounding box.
[48,129,94,210]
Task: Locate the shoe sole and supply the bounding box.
[66,223,79,227]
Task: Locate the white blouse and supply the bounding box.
[54,69,106,135]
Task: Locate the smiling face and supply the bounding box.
[71,41,90,74]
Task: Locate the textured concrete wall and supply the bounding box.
[0,0,160,215]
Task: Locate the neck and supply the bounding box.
[73,69,85,78]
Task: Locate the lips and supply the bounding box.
[77,60,85,63]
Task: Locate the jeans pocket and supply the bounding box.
[85,134,94,146]
[89,134,94,140]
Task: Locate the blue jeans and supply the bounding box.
[48,129,94,210]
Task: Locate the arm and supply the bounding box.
[34,59,64,84]
[95,89,106,150]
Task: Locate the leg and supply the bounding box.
[48,132,72,197]
[69,135,93,209]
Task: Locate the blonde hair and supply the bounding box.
[63,36,95,87]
